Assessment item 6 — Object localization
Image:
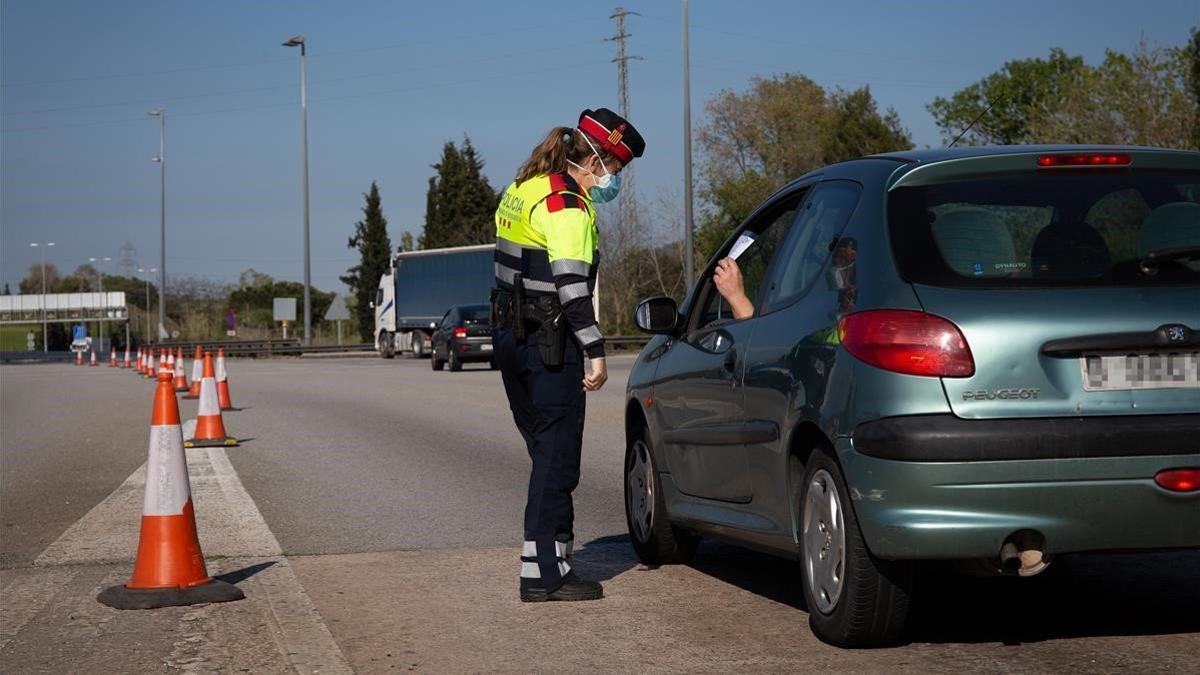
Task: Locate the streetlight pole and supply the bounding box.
[89,256,112,348]
[30,241,54,352]
[138,267,156,342]
[682,0,695,289]
[282,35,312,345]
[148,108,166,340]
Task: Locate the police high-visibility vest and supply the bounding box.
[494,172,604,353]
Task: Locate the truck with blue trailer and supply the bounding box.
[373,244,494,359]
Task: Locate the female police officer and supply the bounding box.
[492,108,644,602]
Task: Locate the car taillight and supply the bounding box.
[1036,153,1131,168]
[453,327,467,339]
[839,310,975,377]
[1155,469,1200,492]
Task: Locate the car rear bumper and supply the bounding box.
[836,436,1200,560]
[453,337,494,361]
[853,413,1200,461]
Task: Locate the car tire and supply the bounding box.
[431,345,444,371]
[800,446,913,648]
[410,334,426,359]
[379,331,394,359]
[448,346,462,372]
[625,424,698,565]
[489,358,499,370]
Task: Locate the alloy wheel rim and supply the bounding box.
[803,469,846,614]
[627,440,654,543]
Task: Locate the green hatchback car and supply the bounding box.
[625,146,1200,647]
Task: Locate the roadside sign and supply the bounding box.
[273,298,297,322]
[323,294,350,321]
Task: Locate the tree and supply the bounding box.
[2,283,10,295]
[340,181,392,342]
[420,136,499,249]
[927,48,1087,145]
[1027,40,1196,149]
[399,231,415,252]
[18,262,59,294]
[695,74,911,260]
[228,272,332,335]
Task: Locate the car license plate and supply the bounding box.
[481,343,493,351]
[1081,352,1200,391]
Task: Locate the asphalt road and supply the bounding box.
[3,357,1197,672]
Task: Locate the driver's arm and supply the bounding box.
[713,257,755,320]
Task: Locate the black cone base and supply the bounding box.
[97,579,244,610]
[184,436,239,448]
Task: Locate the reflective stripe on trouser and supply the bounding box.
[493,326,585,592]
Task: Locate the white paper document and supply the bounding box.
[728,231,757,260]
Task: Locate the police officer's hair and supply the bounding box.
[515,126,620,184]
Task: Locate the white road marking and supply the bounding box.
[21,437,350,674]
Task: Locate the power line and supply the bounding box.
[637,13,1001,70]
[1,61,603,134]
[0,17,599,89]
[4,43,580,117]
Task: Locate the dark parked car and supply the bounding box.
[431,304,496,372]
[625,146,1200,647]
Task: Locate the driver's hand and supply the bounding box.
[583,357,608,391]
[713,258,755,320]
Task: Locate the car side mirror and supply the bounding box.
[634,296,679,335]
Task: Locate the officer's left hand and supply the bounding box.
[583,357,608,391]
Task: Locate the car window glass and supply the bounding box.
[439,312,453,329]
[761,181,862,313]
[690,190,807,331]
[889,171,1200,286]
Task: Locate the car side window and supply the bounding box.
[760,181,862,314]
[688,189,809,331]
[439,311,453,329]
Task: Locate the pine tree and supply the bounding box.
[420,136,499,249]
[340,181,392,342]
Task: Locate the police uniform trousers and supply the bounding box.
[493,324,586,593]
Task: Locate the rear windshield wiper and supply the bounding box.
[1139,246,1200,274]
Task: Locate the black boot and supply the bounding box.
[520,575,603,602]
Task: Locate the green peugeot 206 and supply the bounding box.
[624,146,1199,648]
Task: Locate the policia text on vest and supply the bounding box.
[491,107,645,602]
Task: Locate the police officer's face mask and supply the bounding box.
[569,131,622,203]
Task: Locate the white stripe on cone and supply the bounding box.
[198,376,220,416]
[191,356,202,383]
[144,424,191,516]
[175,356,185,378]
[216,354,228,382]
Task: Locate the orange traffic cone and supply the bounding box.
[173,347,189,392]
[123,344,132,369]
[76,350,84,366]
[216,348,236,411]
[110,347,117,367]
[90,349,98,367]
[145,348,157,379]
[159,349,168,374]
[185,353,238,448]
[184,345,202,399]
[135,348,143,374]
[96,370,244,610]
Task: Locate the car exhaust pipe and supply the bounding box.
[999,531,1051,577]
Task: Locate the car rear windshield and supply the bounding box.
[888,170,1200,287]
[460,305,491,323]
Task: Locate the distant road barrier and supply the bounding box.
[3,336,650,363]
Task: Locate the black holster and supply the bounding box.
[527,296,566,368]
[492,285,566,368]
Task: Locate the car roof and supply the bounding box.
[864,144,1199,164]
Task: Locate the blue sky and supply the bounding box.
[3,0,1196,295]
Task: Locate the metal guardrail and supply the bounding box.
[0,350,76,364]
